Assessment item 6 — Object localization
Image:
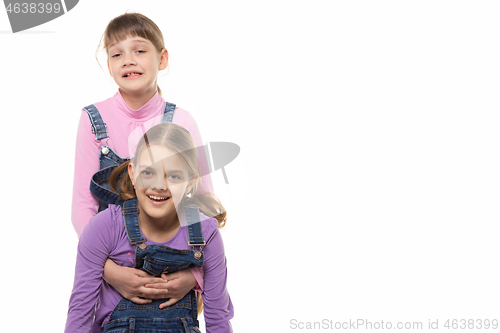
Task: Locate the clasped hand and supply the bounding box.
[103,259,197,309]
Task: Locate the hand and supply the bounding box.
[144,268,197,309]
[103,259,169,304]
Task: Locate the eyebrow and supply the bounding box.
[139,165,183,173]
[109,38,148,48]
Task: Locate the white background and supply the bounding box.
[1,1,500,332]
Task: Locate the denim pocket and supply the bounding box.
[142,256,192,276]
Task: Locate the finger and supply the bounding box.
[144,282,169,289]
[159,298,180,309]
[129,297,152,304]
[133,269,166,282]
[135,275,166,285]
[139,287,169,297]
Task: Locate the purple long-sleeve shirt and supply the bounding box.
[65,205,233,333]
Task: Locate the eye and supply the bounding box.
[135,50,146,54]
[167,174,183,182]
[111,53,121,58]
[140,169,155,178]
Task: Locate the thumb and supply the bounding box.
[159,297,179,309]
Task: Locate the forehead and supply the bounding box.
[108,35,151,49]
[136,145,186,169]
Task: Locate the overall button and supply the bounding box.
[194,251,202,260]
[139,244,147,251]
[101,146,110,155]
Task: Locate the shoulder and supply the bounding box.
[172,106,204,143]
[90,93,117,114]
[172,107,198,128]
[78,94,116,128]
[199,213,220,242]
[80,93,119,128]
[81,205,123,242]
[198,214,226,264]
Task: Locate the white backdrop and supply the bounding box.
[1,1,500,332]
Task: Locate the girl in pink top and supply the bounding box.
[71,12,212,308]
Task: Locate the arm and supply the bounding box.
[65,212,113,333]
[202,224,234,332]
[71,111,100,237]
[103,259,199,305]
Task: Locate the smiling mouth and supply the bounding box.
[148,195,170,202]
[123,72,143,78]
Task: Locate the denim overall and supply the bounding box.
[90,168,206,333]
[83,101,176,212]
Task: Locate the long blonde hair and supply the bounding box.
[96,12,167,95]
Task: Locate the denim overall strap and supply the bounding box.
[121,198,146,245]
[161,101,176,123]
[90,166,123,206]
[83,104,108,142]
[184,206,206,248]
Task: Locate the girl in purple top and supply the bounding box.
[66,123,233,332]
[72,13,211,307]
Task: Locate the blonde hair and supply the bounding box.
[96,12,167,95]
[109,123,227,315]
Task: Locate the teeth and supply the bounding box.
[125,72,141,77]
[149,195,168,201]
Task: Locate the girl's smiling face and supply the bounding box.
[107,35,168,100]
[128,145,194,225]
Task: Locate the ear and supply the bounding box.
[159,48,169,70]
[128,163,136,187]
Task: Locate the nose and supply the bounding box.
[150,174,168,190]
[122,52,136,66]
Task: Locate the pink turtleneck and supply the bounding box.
[72,91,214,237]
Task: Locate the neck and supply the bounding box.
[138,209,180,243]
[119,87,157,110]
